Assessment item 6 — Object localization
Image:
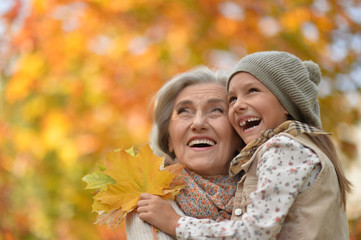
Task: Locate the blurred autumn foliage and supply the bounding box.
[0,0,360,239]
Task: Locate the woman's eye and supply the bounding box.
[176,107,188,114]
[212,108,224,113]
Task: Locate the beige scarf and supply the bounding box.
[229,120,330,177]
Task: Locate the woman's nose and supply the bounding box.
[191,112,208,131]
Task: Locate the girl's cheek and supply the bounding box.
[227,109,233,120]
[230,121,238,130]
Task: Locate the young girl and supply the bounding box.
[137,51,352,239]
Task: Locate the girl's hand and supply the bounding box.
[137,193,181,237]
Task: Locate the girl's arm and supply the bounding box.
[127,198,184,240]
[154,135,320,239]
[137,193,182,237]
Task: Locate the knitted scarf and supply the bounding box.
[175,168,240,221]
[229,120,330,176]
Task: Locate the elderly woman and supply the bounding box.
[126,66,243,239]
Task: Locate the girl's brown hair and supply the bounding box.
[310,134,352,208]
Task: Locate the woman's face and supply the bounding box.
[168,82,242,175]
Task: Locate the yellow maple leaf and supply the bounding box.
[83,144,184,229]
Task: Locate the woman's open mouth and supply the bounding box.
[188,139,216,148]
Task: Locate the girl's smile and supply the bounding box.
[227,72,289,144]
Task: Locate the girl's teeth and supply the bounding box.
[239,118,260,127]
[245,125,257,131]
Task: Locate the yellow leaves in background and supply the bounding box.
[64,32,87,58]
[280,8,311,32]
[41,111,79,166]
[33,0,51,14]
[1,0,360,239]
[215,17,239,37]
[21,96,47,121]
[125,109,152,141]
[82,145,184,229]
[41,111,70,149]
[90,0,132,12]
[5,53,45,103]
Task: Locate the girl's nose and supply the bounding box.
[232,98,248,113]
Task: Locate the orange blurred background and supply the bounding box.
[1,0,361,239]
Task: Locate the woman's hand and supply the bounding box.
[137,193,181,237]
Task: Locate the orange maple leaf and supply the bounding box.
[84,145,184,229]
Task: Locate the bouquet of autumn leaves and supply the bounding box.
[82,145,185,229]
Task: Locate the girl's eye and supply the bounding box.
[228,96,237,103]
[249,88,259,93]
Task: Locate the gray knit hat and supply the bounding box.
[228,51,322,127]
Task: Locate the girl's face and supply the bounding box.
[228,72,289,144]
[168,83,241,175]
